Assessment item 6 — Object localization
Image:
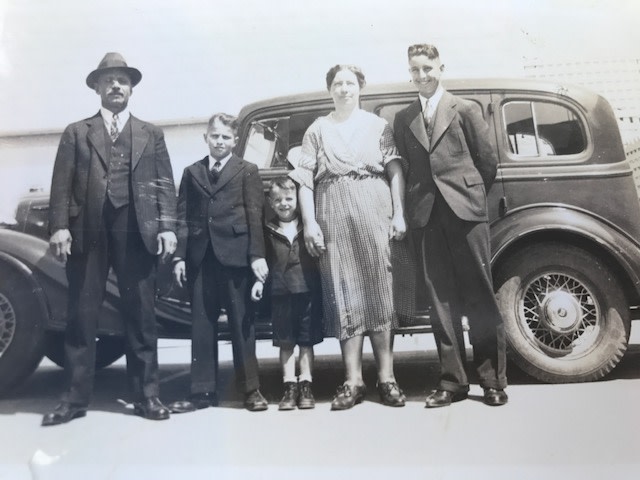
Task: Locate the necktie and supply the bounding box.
[110,114,119,142]
[210,161,221,183]
[423,100,433,137]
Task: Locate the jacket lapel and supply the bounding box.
[86,113,109,170]
[430,91,457,151]
[130,115,150,171]
[210,155,244,195]
[191,157,213,194]
[406,100,430,152]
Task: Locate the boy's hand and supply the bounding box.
[250,281,263,302]
[251,258,268,283]
[303,220,326,257]
[173,260,187,287]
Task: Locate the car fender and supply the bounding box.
[0,228,123,332]
[0,248,50,328]
[490,204,640,300]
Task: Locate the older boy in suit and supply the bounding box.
[393,44,508,407]
[172,113,269,411]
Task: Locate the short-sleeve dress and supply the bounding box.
[289,109,413,340]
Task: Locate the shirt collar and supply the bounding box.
[209,153,232,170]
[419,85,445,117]
[100,107,130,127]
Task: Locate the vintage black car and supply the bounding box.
[2,78,640,394]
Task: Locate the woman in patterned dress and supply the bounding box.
[289,65,408,410]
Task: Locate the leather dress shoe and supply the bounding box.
[330,383,367,410]
[133,396,170,420]
[377,381,406,407]
[42,402,87,426]
[483,388,509,406]
[244,389,268,412]
[425,389,468,408]
[169,391,219,414]
[191,392,219,408]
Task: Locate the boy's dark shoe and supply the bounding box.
[377,381,406,407]
[169,391,218,413]
[244,389,268,412]
[189,392,219,409]
[483,388,508,406]
[297,380,315,409]
[278,382,298,411]
[133,396,170,420]
[330,383,366,411]
[425,389,468,408]
[42,402,87,426]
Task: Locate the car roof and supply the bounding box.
[238,78,601,120]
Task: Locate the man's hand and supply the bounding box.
[173,260,187,287]
[49,229,72,263]
[156,231,178,261]
[303,220,326,258]
[250,281,264,302]
[251,258,268,283]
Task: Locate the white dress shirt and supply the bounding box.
[419,85,444,123]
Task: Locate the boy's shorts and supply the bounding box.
[271,292,323,348]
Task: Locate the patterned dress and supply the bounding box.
[289,109,413,340]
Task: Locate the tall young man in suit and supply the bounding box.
[171,113,269,412]
[43,53,178,426]
[393,44,508,407]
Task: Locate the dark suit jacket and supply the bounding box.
[49,112,177,254]
[393,91,498,227]
[175,155,265,270]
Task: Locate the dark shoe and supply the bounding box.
[377,381,406,407]
[168,400,196,414]
[330,383,366,411]
[133,396,170,420]
[425,389,468,408]
[297,380,315,410]
[42,402,87,426]
[483,388,508,406]
[189,392,219,409]
[278,382,299,411]
[244,389,268,412]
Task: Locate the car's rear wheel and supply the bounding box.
[0,263,46,395]
[45,333,125,369]
[494,242,630,383]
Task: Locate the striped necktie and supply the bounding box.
[110,114,120,142]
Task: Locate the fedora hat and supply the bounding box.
[86,52,142,88]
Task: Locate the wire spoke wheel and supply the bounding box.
[495,242,629,383]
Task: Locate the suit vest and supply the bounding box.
[105,119,132,208]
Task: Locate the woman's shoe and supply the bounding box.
[377,381,406,407]
[330,383,366,410]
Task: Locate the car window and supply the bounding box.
[503,101,586,158]
[242,110,330,170]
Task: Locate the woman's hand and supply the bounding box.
[389,214,406,241]
[304,220,326,257]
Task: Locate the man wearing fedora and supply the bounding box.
[43,52,178,425]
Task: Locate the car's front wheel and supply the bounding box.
[0,262,46,395]
[494,242,630,383]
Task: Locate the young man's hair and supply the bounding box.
[268,176,297,197]
[407,44,440,60]
[325,64,366,90]
[207,112,239,134]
